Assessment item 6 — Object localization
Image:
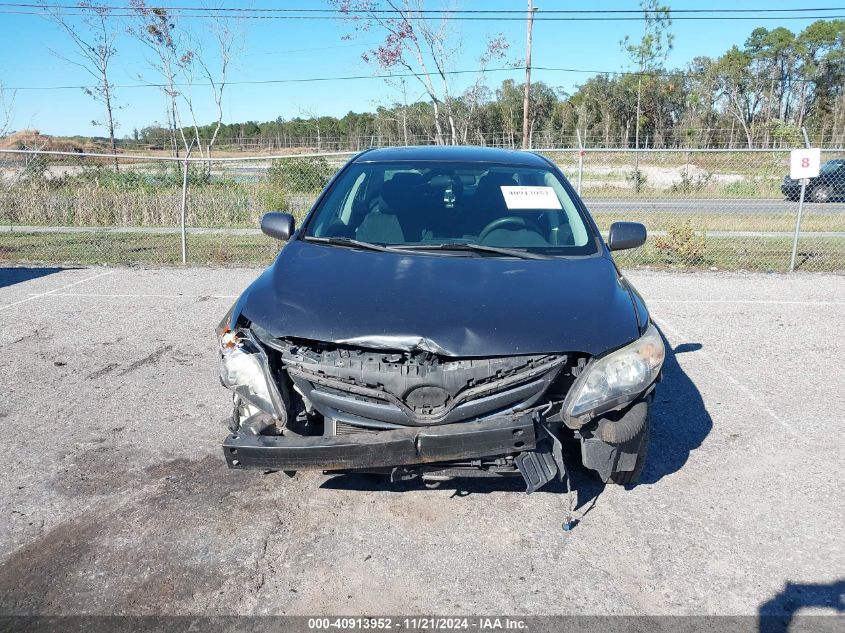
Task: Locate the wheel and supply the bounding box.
[811,185,832,203]
[607,414,650,485]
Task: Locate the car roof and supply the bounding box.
[352,145,551,167]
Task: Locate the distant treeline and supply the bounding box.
[122,20,845,151]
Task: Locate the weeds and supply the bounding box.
[654,221,707,265]
[670,170,713,193]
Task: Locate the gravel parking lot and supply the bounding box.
[1,266,843,618]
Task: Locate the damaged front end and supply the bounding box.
[217,312,664,492]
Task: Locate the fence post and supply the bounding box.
[180,156,189,264]
[576,129,584,195]
[180,141,195,264]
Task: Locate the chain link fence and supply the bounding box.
[1,148,843,271]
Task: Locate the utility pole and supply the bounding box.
[521,1,537,149]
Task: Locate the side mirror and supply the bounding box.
[261,212,295,241]
[607,221,647,251]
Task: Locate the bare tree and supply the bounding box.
[40,0,120,169]
[333,0,509,145]
[297,105,324,151]
[128,2,191,157]
[0,83,15,138]
[129,2,237,169]
[194,16,238,159]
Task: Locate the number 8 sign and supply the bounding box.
[790,148,821,180]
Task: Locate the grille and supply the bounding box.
[335,421,382,435]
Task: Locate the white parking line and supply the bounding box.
[0,270,115,313]
[27,292,239,299]
[650,299,845,306]
[653,314,796,435]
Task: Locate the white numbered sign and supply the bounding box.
[500,186,562,210]
[790,148,821,180]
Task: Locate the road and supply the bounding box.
[1,268,843,619]
[584,198,845,215]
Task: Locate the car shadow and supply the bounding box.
[758,579,845,633]
[639,332,713,485]
[0,266,74,289]
[320,330,711,509]
[319,468,606,520]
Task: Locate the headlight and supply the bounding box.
[218,327,283,419]
[563,323,664,426]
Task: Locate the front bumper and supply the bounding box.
[223,413,537,471]
[782,182,802,197]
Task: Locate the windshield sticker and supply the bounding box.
[500,186,562,210]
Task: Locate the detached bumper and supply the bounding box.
[223,414,537,471]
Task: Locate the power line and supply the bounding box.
[4,64,828,92]
[4,3,845,14]
[3,6,845,20]
[3,12,844,21]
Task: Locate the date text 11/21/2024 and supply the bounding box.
[306,617,528,630]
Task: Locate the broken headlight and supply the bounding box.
[218,326,284,420]
[563,322,664,426]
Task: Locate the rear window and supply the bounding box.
[304,161,597,256]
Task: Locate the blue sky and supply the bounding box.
[0,1,841,137]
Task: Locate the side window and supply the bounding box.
[340,171,368,224]
[310,167,370,237]
[543,172,588,246]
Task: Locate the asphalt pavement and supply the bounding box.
[1,267,843,617]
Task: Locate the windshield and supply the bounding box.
[303,161,597,256]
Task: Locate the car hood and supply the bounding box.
[233,240,642,357]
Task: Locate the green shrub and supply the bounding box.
[625,169,647,191]
[267,156,334,193]
[670,170,713,194]
[654,221,706,265]
[263,188,291,214]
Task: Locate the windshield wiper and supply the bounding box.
[303,236,401,253]
[394,243,551,260]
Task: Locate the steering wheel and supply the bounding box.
[478,216,541,242]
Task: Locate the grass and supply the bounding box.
[612,235,845,272]
[2,230,844,272]
[589,211,845,233]
[0,231,282,266]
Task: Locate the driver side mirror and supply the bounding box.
[261,212,295,241]
[607,222,647,251]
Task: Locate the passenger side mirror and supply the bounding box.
[607,222,647,251]
[261,212,295,241]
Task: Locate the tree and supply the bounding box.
[128,1,238,166]
[745,27,797,146]
[713,46,764,147]
[621,0,673,151]
[0,83,14,138]
[796,20,845,142]
[181,14,238,163]
[40,1,120,169]
[128,2,189,156]
[332,0,509,145]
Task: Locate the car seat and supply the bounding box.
[465,171,517,236]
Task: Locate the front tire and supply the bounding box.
[607,414,650,485]
[811,184,832,203]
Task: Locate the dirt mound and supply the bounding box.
[0,129,108,152]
